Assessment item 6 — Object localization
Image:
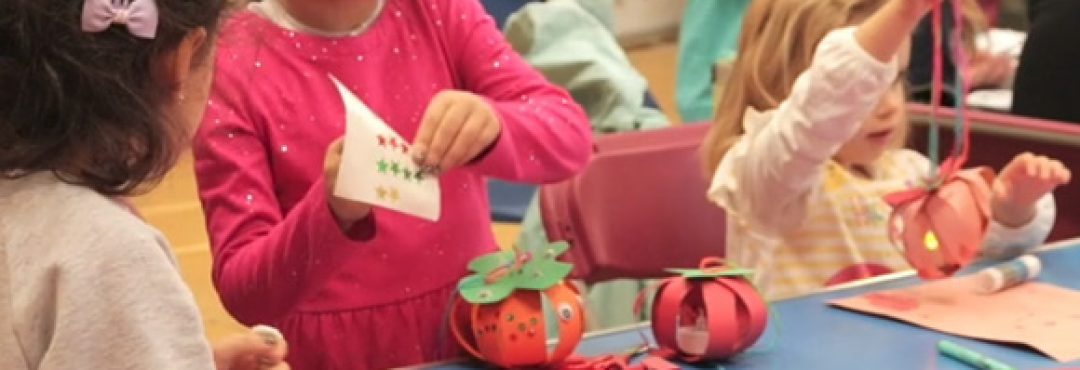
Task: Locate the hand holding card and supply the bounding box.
[329,77,442,221]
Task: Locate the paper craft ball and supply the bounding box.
[651,270,768,362]
[453,282,585,368]
[888,167,993,279]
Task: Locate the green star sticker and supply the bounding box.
[390,162,400,176]
[414,171,424,182]
[377,159,389,174]
[402,168,413,181]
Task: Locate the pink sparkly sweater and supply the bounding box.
[193,0,590,357]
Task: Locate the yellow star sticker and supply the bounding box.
[389,188,400,202]
[376,186,387,200]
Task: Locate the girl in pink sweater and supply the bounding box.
[193,0,592,368]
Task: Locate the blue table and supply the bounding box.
[418,238,1080,369]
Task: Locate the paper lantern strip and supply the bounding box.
[885,166,994,279]
[650,258,768,363]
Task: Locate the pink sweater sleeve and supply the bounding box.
[442,0,593,183]
[193,64,375,325]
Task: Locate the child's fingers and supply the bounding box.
[1023,154,1037,178]
[1038,158,1054,182]
[213,330,285,370]
[1049,159,1071,184]
[323,138,345,193]
[423,102,469,172]
[261,341,289,369]
[326,138,344,163]
[252,325,288,368]
[413,94,451,162]
[438,111,485,170]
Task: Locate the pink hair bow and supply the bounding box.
[81,0,159,39]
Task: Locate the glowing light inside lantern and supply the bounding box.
[924,231,940,251]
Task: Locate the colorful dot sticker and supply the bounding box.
[557,303,574,321]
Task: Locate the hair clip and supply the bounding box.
[81,0,159,39]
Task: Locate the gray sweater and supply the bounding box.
[0,173,214,369]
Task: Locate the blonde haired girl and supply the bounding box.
[703,0,1071,300]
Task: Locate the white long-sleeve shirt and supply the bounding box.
[707,27,1055,300]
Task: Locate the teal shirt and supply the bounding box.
[676,0,750,123]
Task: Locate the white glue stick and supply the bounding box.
[977,255,1041,294]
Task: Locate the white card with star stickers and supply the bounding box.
[330,77,441,221]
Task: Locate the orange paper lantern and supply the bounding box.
[451,242,585,368]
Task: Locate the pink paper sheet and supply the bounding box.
[830,276,1080,362]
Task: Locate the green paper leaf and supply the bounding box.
[515,261,572,290]
[537,241,569,260]
[457,241,576,304]
[467,250,515,274]
[666,267,755,279]
[458,275,517,304]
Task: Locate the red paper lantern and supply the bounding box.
[885,166,993,279]
[650,258,768,362]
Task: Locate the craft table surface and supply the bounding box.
[411,237,1080,370]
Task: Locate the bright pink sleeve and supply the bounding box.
[442,0,593,183]
[192,62,375,326]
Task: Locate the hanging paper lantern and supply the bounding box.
[451,242,585,368]
[884,0,992,280]
[885,163,993,279]
[650,257,768,362]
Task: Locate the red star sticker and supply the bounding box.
[389,137,398,150]
[377,135,386,147]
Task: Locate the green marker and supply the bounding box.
[938,340,1016,370]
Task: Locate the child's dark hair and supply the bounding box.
[0,0,225,195]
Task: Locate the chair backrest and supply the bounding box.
[539,124,727,284]
[907,103,1080,241]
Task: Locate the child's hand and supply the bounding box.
[857,0,940,62]
[967,52,1014,89]
[412,90,502,174]
[212,330,289,370]
[991,152,1071,227]
[323,138,372,231]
